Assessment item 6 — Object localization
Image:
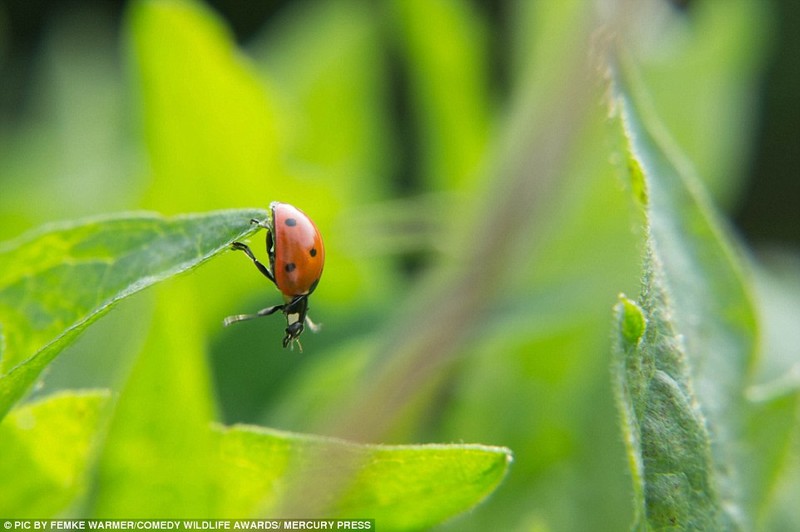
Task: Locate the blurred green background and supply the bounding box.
[1,0,798,529]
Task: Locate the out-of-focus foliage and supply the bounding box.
[0,0,797,529]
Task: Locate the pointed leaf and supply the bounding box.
[216,425,512,530]
[612,61,759,528]
[0,209,265,419]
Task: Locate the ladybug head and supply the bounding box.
[281,295,309,351]
[283,321,305,350]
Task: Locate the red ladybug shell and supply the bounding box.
[269,202,325,300]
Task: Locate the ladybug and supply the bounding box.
[224,201,325,350]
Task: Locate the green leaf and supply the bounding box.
[90,281,218,517]
[612,62,759,528]
[389,0,492,191]
[0,391,110,517]
[129,0,283,214]
[88,299,510,522]
[0,209,265,420]
[215,424,512,529]
[0,379,511,526]
[614,280,723,529]
[89,283,510,521]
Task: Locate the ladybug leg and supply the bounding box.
[250,218,270,230]
[284,336,303,352]
[222,303,283,327]
[230,241,276,284]
[304,315,321,333]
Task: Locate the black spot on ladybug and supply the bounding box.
[310,248,317,257]
[285,262,296,273]
[285,218,297,227]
